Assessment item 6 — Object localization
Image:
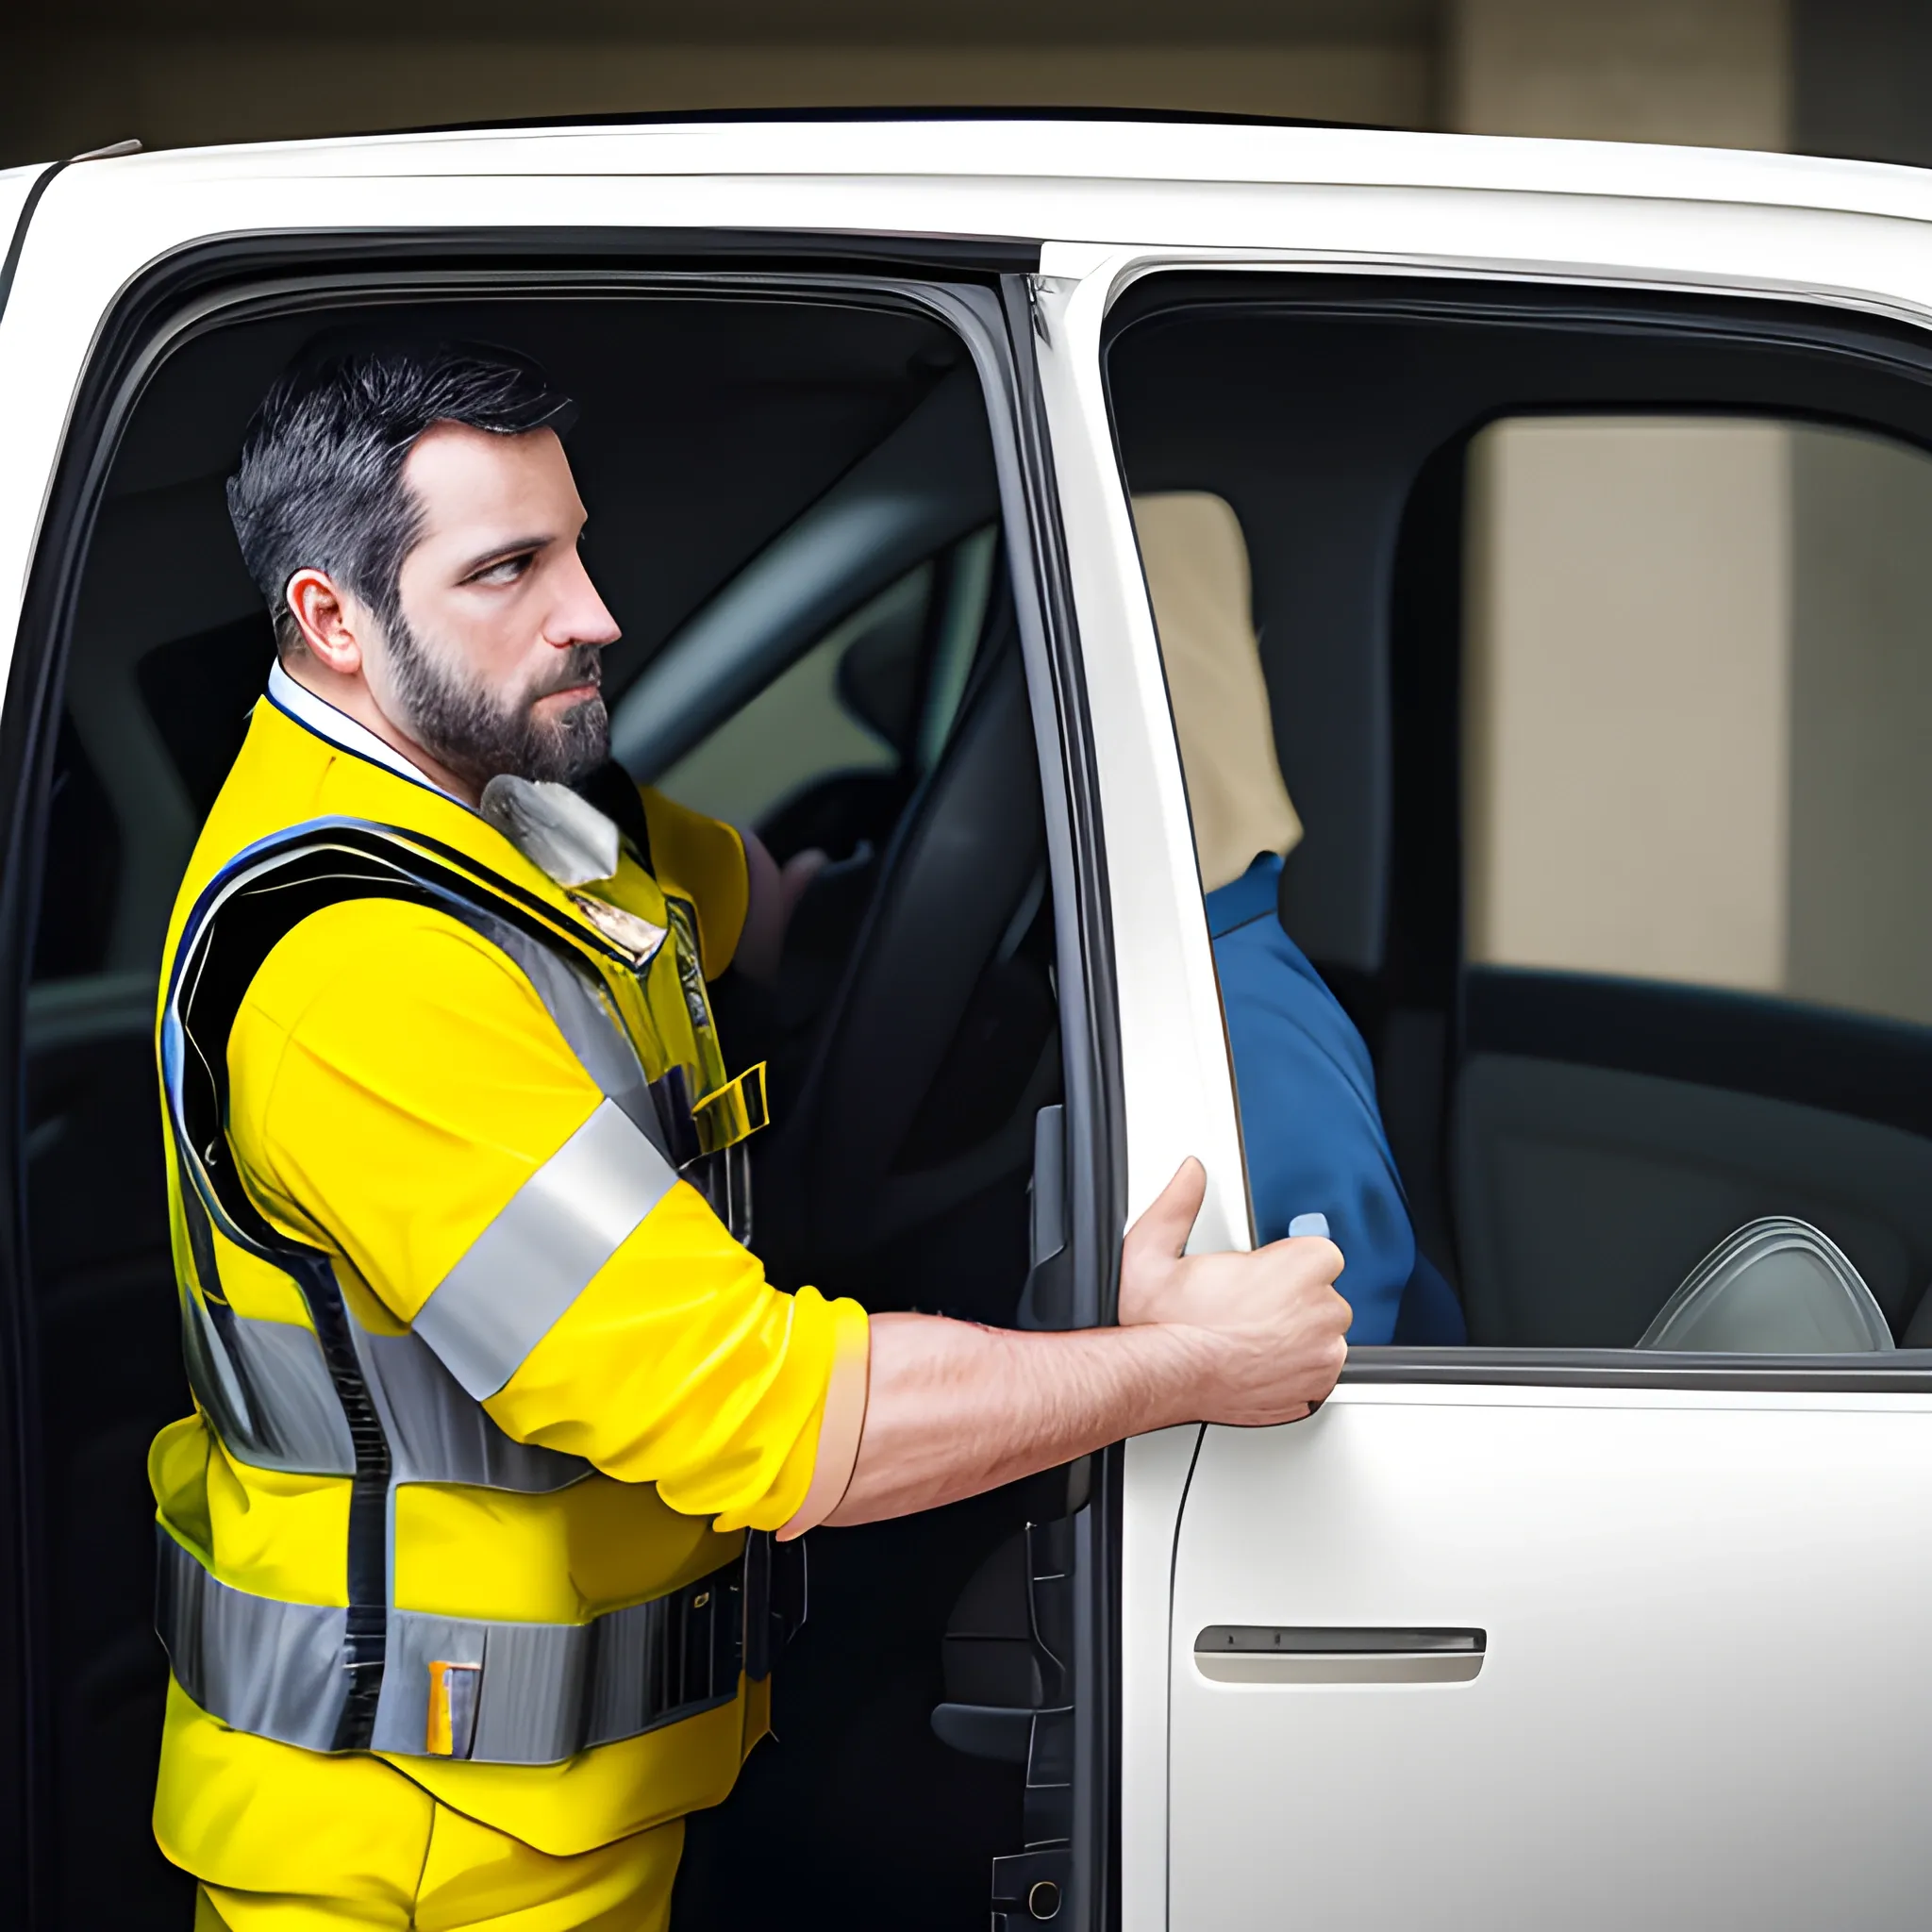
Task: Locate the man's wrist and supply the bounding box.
[1112,1318,1215,1434]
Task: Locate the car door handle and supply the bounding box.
[1193,1625,1486,1685]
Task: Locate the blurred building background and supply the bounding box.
[2,0,1930,170]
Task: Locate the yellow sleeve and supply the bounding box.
[490,1192,871,1532]
[228,896,866,1532]
[641,786,749,979]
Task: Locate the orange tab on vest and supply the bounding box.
[426,1659,481,1757]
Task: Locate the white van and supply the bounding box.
[7,115,1932,1930]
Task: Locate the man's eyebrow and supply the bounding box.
[455,534,554,577]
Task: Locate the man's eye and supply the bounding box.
[472,555,532,585]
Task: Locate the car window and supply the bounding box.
[658,525,998,837]
[1465,414,1932,1028]
[658,569,921,829]
[1108,286,1932,1357]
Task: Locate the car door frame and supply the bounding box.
[0,215,1125,1929]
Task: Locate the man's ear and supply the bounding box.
[285,569,363,675]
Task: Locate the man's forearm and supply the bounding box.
[811,1158,1352,1533]
[822,1310,1208,1527]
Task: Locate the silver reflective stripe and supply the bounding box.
[157,1530,350,1754]
[414,1099,676,1401]
[156,1529,739,1765]
[373,1596,737,1763]
[356,1329,590,1492]
[180,1286,357,1477]
[182,1288,591,1492]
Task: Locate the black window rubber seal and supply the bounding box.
[0,162,70,334]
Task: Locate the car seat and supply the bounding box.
[1639,1217,1893,1352]
[1131,491,1462,1345]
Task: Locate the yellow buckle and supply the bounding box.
[692,1062,771,1156]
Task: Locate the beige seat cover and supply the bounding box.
[1132,491,1302,894]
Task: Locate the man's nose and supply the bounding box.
[547,545,622,649]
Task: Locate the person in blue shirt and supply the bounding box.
[1207,851,1463,1343]
[1135,491,1465,1346]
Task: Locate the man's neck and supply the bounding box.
[280,653,481,808]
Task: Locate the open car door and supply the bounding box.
[1033,200,1932,1930]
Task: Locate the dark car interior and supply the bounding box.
[23,288,1078,1927]
[1107,274,1932,1357]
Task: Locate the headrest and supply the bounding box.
[1131,491,1302,894]
[1639,1218,1892,1353]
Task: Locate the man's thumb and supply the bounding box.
[1125,1157,1208,1263]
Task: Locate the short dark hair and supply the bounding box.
[226,340,575,657]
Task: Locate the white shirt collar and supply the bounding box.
[266,658,461,802]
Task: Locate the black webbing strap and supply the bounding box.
[741,1531,808,1683]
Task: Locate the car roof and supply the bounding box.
[57,113,1932,232]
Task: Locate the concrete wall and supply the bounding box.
[0,41,1435,164]
[1448,0,1788,148]
[0,2,1436,166]
[8,6,1924,177]
[1464,419,1793,993]
[1464,415,1932,1028]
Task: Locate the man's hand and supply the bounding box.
[812,1155,1353,1533]
[1119,1158,1351,1426]
[735,829,828,983]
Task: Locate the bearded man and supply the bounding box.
[151,341,1351,1929]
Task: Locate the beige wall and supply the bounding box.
[1447,0,1789,147]
[1464,420,1793,991]
[1465,417,1932,1029]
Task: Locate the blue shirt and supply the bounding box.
[1206,853,1413,1346]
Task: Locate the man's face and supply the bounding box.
[370,421,621,790]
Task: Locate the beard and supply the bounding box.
[384,611,610,791]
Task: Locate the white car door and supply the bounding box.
[1031,166,1932,1931]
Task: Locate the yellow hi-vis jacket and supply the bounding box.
[148,679,870,1861]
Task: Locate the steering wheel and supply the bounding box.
[751,618,1057,1300]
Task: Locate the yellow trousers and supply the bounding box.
[190,1800,680,1930]
[156,1677,737,1926]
